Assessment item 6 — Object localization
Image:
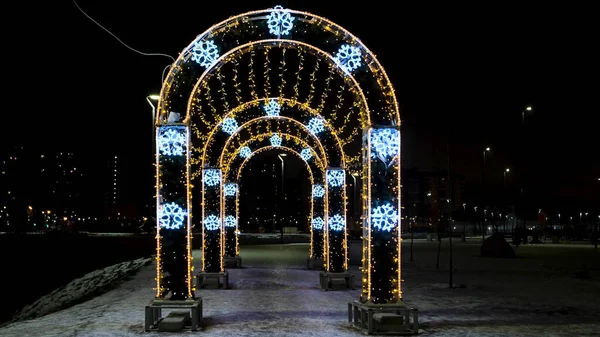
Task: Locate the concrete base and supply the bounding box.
[307,257,324,270]
[319,271,355,290]
[348,300,418,335]
[144,298,202,332]
[224,256,242,268]
[196,271,229,289]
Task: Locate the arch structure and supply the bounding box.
[154,5,402,306]
[221,133,326,263]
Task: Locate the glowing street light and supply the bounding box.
[525,106,532,111]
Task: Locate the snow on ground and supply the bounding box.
[0,241,599,337]
[7,257,152,324]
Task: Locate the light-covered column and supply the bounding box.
[325,168,347,273]
[362,126,401,303]
[223,182,238,257]
[311,183,326,260]
[202,168,223,273]
[155,125,193,300]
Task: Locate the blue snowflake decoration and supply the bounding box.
[224,215,237,228]
[263,98,281,117]
[203,169,221,187]
[239,146,252,159]
[157,126,187,156]
[327,169,345,188]
[312,184,325,198]
[158,202,186,230]
[371,203,399,232]
[300,148,312,161]
[328,214,345,231]
[370,128,400,167]
[221,117,238,135]
[312,217,324,230]
[270,134,282,147]
[333,44,362,74]
[191,39,219,68]
[306,117,325,135]
[267,5,295,37]
[224,183,237,197]
[203,215,220,230]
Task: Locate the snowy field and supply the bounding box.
[1,240,599,337]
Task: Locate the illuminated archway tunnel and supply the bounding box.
[222,133,326,261]
[155,5,401,307]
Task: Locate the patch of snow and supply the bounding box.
[7,257,151,324]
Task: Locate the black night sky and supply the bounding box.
[5,1,598,213]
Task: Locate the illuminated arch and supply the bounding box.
[200,97,345,168]
[153,6,402,307]
[214,116,342,169]
[157,7,402,125]
[222,133,325,182]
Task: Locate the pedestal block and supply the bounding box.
[144,298,202,332]
[307,257,324,270]
[319,271,355,290]
[224,256,242,268]
[347,300,418,335]
[196,271,229,289]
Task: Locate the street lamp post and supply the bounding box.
[482,147,490,238]
[278,153,286,243]
[146,95,159,221]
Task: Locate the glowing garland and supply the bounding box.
[333,44,362,74]
[158,126,187,156]
[223,183,238,197]
[203,169,221,187]
[312,184,325,198]
[371,203,399,232]
[267,5,295,36]
[312,217,324,230]
[224,215,237,228]
[191,39,220,68]
[327,169,345,187]
[203,215,220,230]
[263,98,281,116]
[300,148,312,161]
[328,214,345,231]
[158,202,186,230]
[239,146,252,158]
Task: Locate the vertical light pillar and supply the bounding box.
[202,168,223,273]
[223,182,238,257]
[155,124,193,300]
[362,126,401,304]
[311,182,326,259]
[326,167,347,273]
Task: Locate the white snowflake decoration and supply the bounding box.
[327,169,345,187]
[203,169,221,187]
[157,127,187,156]
[270,134,282,147]
[312,217,324,230]
[224,183,237,197]
[333,44,362,74]
[263,98,281,116]
[267,5,295,36]
[300,148,312,161]
[239,146,252,158]
[371,203,399,232]
[224,215,237,228]
[328,214,345,231]
[158,202,186,230]
[370,128,400,167]
[221,117,238,135]
[191,39,219,68]
[203,215,220,230]
[312,184,325,198]
[306,117,325,135]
